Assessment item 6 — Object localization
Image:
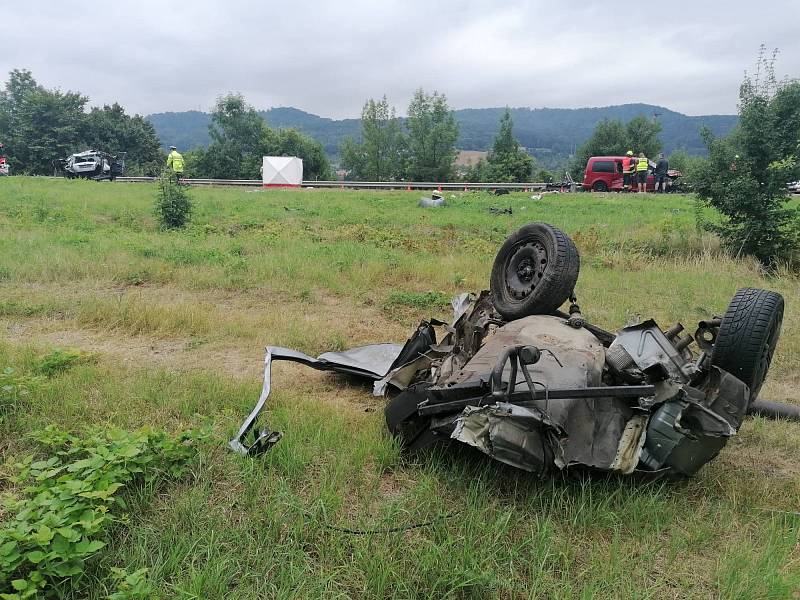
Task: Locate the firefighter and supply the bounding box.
[636,152,649,193]
[166,145,185,180]
[622,150,635,191]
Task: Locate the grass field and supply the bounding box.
[1,177,799,598]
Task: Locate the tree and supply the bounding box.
[84,103,163,175]
[340,96,406,181]
[198,93,331,180]
[202,93,267,179]
[693,47,800,266]
[571,115,664,178]
[0,70,88,174]
[625,115,662,158]
[485,109,534,182]
[265,128,332,181]
[0,69,166,175]
[571,118,626,177]
[406,89,459,181]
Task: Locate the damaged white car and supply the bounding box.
[231,223,790,477]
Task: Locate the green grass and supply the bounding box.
[1,177,800,598]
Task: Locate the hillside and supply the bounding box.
[147,103,737,166]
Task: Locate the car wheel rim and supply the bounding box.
[505,241,547,300]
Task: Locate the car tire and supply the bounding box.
[490,222,580,320]
[593,181,608,192]
[711,288,784,403]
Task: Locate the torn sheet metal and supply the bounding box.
[231,321,440,455]
[451,403,565,474]
[609,415,648,474]
[269,344,404,379]
[229,348,283,455]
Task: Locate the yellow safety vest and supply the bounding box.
[636,157,648,171]
[167,150,185,172]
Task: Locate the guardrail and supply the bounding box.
[115,177,564,191]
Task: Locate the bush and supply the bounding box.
[693,48,800,267]
[153,172,192,229]
[0,426,207,597]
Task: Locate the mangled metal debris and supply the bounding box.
[418,191,447,208]
[231,222,790,478]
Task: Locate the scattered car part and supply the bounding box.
[748,399,800,421]
[418,197,447,207]
[60,150,126,181]
[231,222,792,478]
[489,207,513,215]
[489,222,580,320]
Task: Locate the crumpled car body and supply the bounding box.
[231,223,784,478]
[61,150,125,181]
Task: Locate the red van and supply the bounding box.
[582,156,655,192]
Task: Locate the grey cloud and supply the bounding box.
[3,0,799,117]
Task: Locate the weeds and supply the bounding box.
[0,426,207,597]
[384,290,450,310]
[0,368,39,414]
[35,349,88,378]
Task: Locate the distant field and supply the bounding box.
[1,177,799,598]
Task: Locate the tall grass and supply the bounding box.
[1,178,799,598]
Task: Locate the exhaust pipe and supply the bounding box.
[748,400,800,422]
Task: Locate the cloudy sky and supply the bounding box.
[5,1,799,118]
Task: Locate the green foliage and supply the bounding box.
[384,290,450,310]
[148,104,739,168]
[35,349,86,378]
[106,567,152,599]
[0,426,205,597]
[406,89,459,181]
[694,48,800,266]
[484,109,535,182]
[340,97,406,181]
[535,169,556,183]
[154,172,193,229]
[625,115,662,157]
[194,93,331,180]
[571,116,663,178]
[84,104,163,176]
[0,70,162,175]
[0,70,86,175]
[266,128,332,181]
[0,368,38,413]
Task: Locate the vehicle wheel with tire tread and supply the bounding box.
[711,287,783,403]
[490,222,580,320]
[593,181,608,192]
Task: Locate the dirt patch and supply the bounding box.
[0,317,392,417]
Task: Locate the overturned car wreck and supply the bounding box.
[232,222,788,477]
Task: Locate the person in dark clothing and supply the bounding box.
[654,153,669,193]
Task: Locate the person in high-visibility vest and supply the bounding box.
[636,152,649,193]
[621,150,635,191]
[166,145,185,180]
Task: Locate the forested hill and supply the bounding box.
[147,103,737,161]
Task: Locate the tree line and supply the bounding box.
[0,69,163,175]
[340,90,539,183]
[0,70,331,180]
[181,93,331,181]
